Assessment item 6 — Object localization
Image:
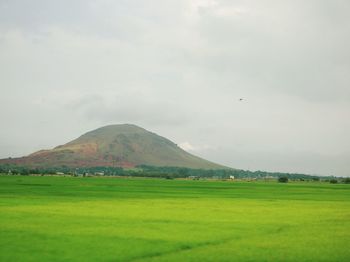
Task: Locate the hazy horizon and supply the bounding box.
[1,0,349,176]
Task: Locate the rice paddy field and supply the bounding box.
[0,175,349,261]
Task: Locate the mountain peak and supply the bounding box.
[98,123,145,131]
[83,124,146,136]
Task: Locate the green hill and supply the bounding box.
[0,124,227,169]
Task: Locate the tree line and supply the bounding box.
[0,163,341,181]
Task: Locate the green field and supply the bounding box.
[0,176,349,261]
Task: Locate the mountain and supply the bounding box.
[0,124,227,169]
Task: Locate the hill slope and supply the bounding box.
[0,124,227,169]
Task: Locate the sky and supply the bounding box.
[0,0,349,176]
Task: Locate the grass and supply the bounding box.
[0,176,349,261]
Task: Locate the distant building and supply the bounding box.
[188,175,199,180]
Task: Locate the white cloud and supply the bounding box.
[179,142,195,151]
[179,142,214,152]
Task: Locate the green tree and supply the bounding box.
[278,177,288,183]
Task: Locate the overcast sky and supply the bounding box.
[1,0,349,176]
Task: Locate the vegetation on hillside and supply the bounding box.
[0,124,225,169]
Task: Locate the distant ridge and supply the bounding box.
[0,124,227,169]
